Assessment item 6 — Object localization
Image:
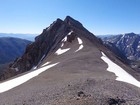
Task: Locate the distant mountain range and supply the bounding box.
[101,33,140,70]
[0,33,37,41]
[0,37,31,64]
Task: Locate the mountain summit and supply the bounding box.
[0,16,140,104]
[1,16,102,79]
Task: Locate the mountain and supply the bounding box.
[0,33,37,41]
[0,37,31,64]
[2,16,103,78]
[96,34,113,39]
[103,33,140,70]
[0,16,140,105]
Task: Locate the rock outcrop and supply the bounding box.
[103,33,140,70]
[1,16,102,80]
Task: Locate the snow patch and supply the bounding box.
[41,61,51,67]
[68,30,73,35]
[62,36,67,42]
[77,37,83,44]
[55,48,70,55]
[62,30,73,42]
[75,45,84,52]
[61,43,64,47]
[75,37,84,52]
[0,63,59,93]
[137,45,140,48]
[127,45,130,48]
[41,55,46,61]
[32,66,37,70]
[37,54,46,67]
[101,52,140,88]
[15,68,19,72]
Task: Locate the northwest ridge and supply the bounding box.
[0,16,140,104]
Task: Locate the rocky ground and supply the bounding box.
[1,16,140,105]
[0,36,140,105]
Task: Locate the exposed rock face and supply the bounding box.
[67,32,76,43]
[1,16,102,80]
[103,33,140,61]
[104,41,128,64]
[103,33,140,70]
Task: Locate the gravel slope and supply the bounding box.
[0,37,140,105]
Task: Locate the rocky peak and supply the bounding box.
[67,31,76,43]
[64,16,84,30]
[125,32,136,36]
[35,18,63,40]
[1,16,103,80]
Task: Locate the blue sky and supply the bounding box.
[0,0,140,35]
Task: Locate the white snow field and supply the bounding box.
[101,52,140,88]
[55,48,70,55]
[75,37,84,52]
[56,37,84,54]
[68,30,73,35]
[75,45,84,52]
[77,37,83,44]
[41,61,51,67]
[0,63,59,93]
